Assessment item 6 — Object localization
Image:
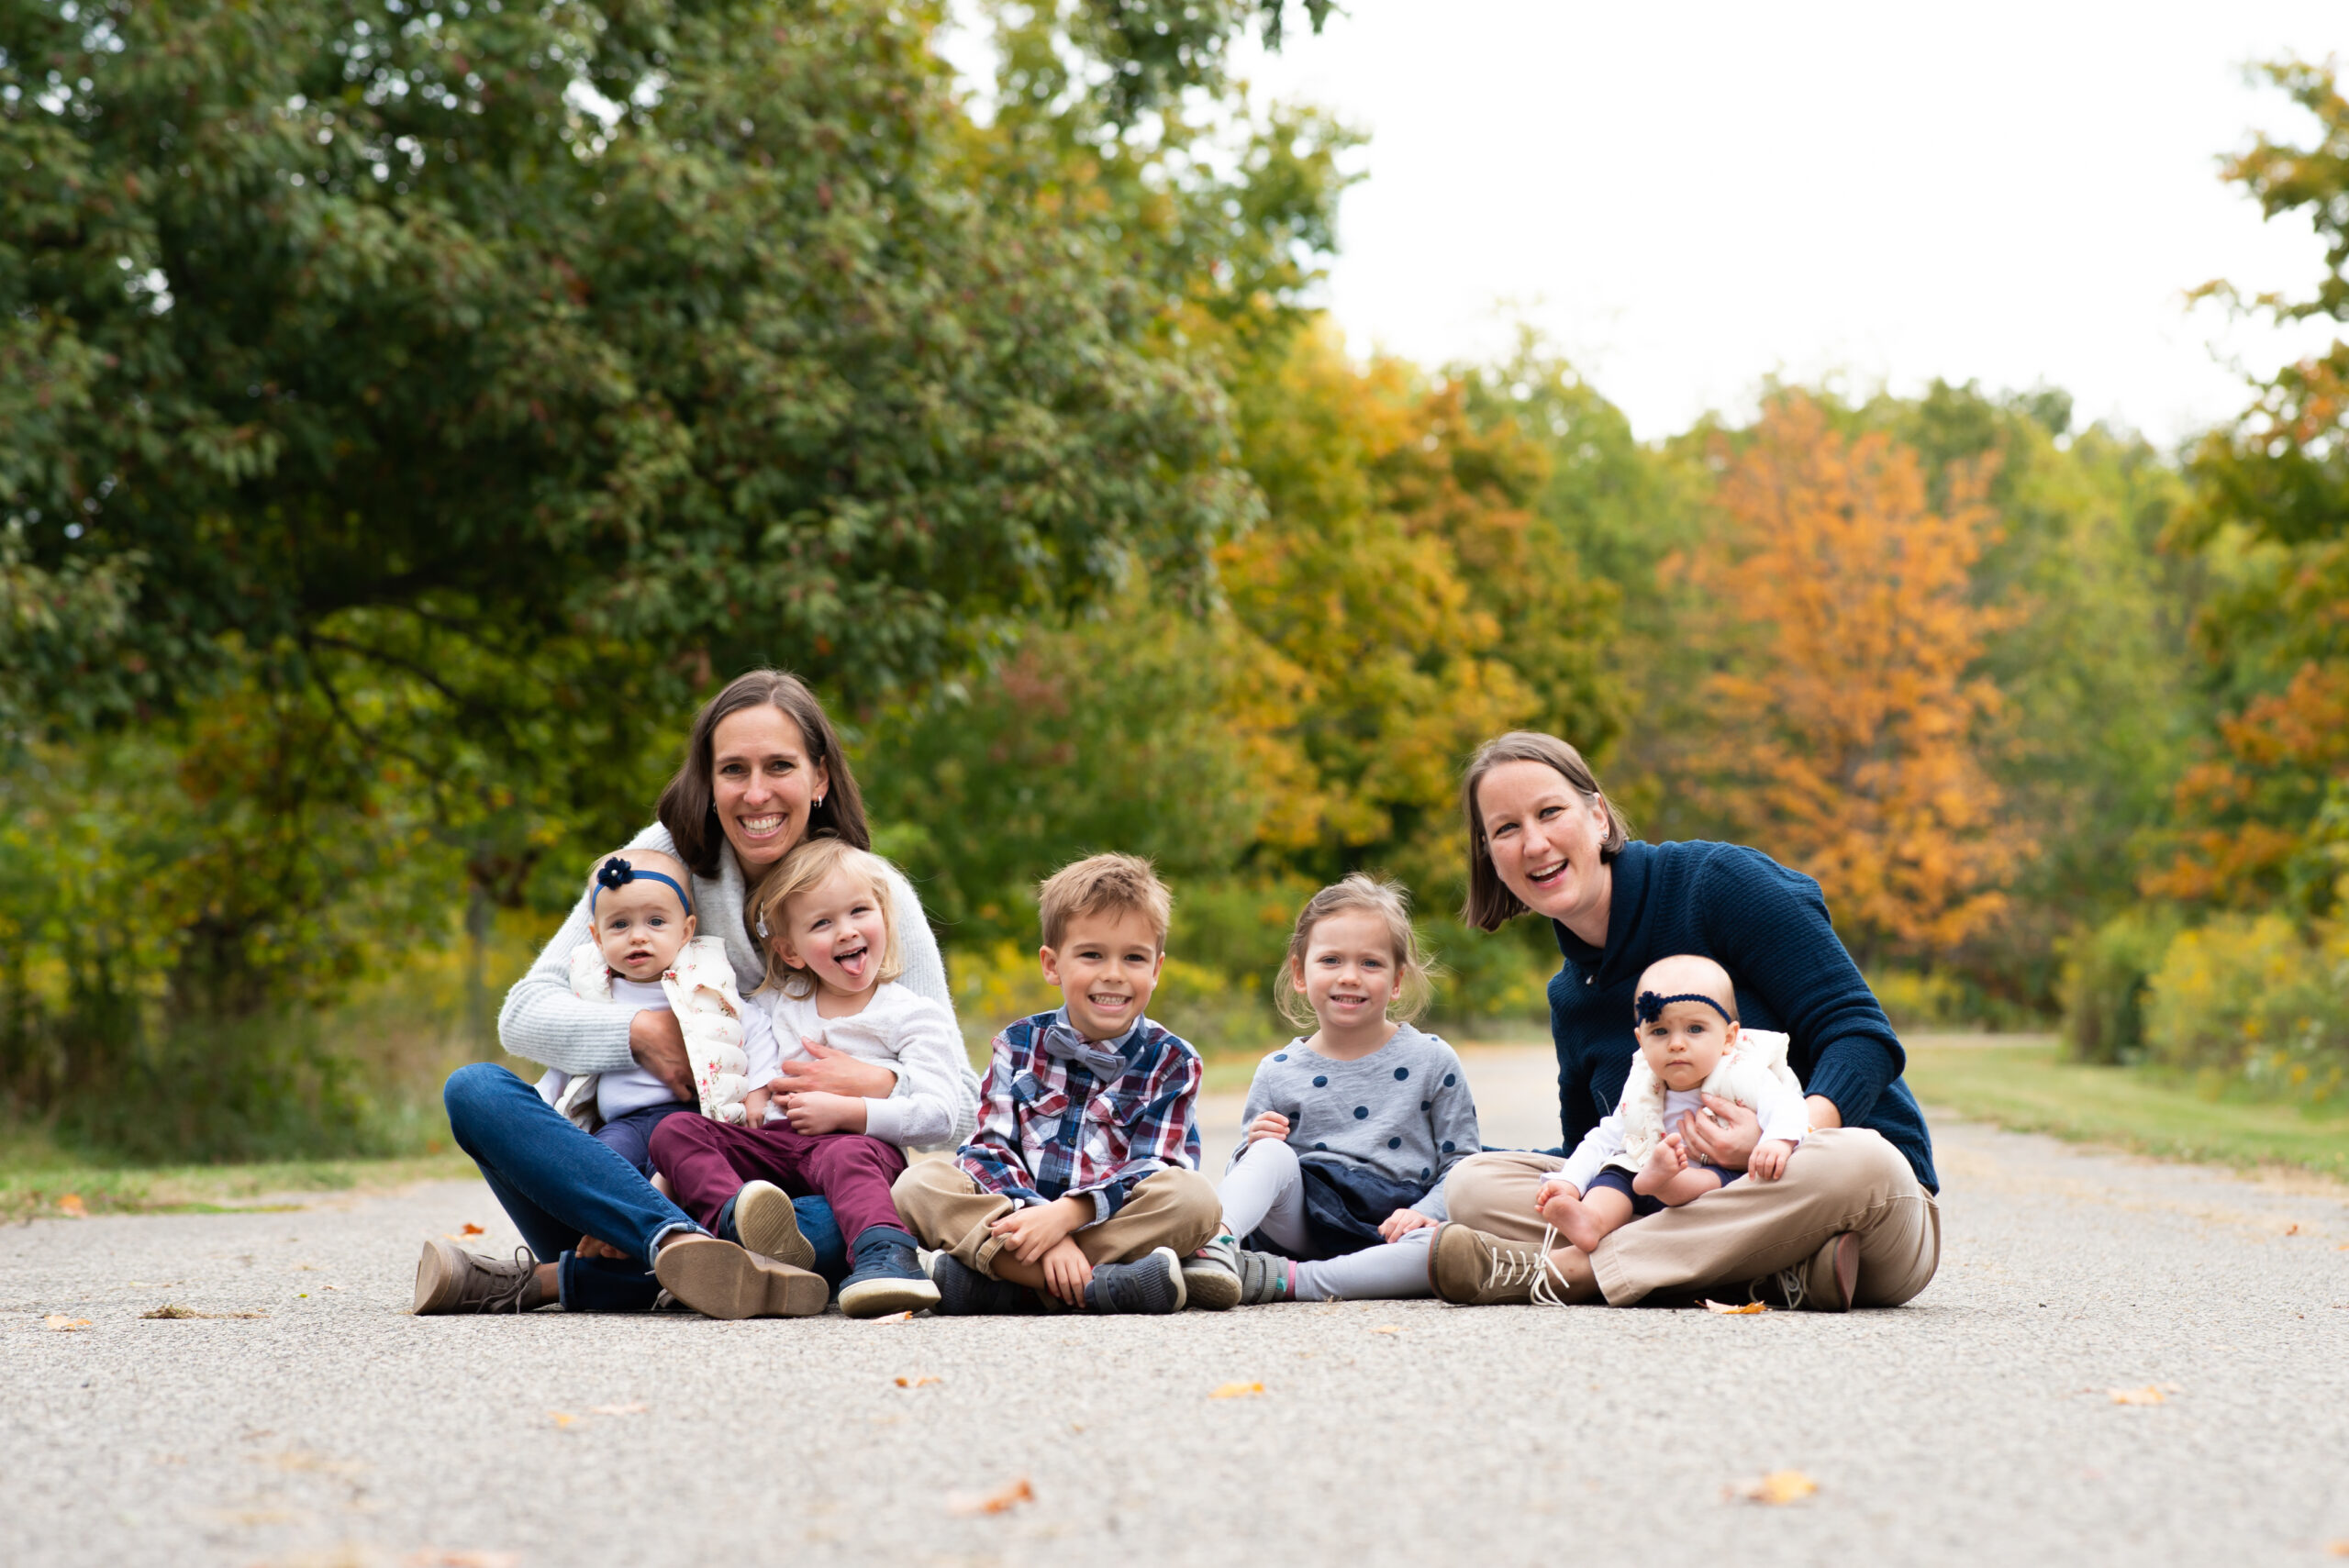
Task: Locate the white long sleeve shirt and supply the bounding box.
[1553,1077,1809,1197]
[743,981,977,1151]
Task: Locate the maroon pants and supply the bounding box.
[650,1116,908,1249]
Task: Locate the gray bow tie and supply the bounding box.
[1041,1022,1128,1079]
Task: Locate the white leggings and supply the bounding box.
[1218,1138,1434,1300]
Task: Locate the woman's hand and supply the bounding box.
[768,1038,896,1100]
[1675,1093,1762,1172]
[1377,1207,1436,1242]
[1245,1111,1292,1144]
[781,1090,866,1135]
[629,1008,695,1103]
[576,1234,629,1262]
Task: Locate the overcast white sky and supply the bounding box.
[1208,2,2347,446]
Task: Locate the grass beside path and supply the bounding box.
[1902,1033,2349,1184]
[0,1140,476,1224]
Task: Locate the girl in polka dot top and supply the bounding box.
[1208,875,1483,1302]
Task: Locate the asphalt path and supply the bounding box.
[5,1044,2346,1567]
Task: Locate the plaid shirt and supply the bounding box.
[955,1009,1202,1223]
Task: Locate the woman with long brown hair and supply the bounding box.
[416,671,965,1318]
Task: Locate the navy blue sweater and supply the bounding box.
[1542,840,1938,1193]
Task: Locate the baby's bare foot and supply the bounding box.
[1631,1135,1686,1197]
[1555,1195,1609,1254]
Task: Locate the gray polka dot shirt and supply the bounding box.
[1230,1021,1483,1218]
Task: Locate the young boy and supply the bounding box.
[892,853,1224,1315]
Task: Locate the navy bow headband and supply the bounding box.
[1634,990,1734,1026]
[592,855,694,918]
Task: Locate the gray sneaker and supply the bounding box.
[1084,1246,1187,1314]
[1233,1245,1297,1305]
[1180,1233,1244,1311]
[731,1180,817,1269]
[413,1240,540,1315]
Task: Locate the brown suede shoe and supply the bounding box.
[1428,1222,1572,1307]
[1753,1231,1861,1312]
[732,1180,817,1270]
[653,1235,827,1319]
[413,1240,540,1315]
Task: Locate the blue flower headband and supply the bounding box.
[592,855,694,918]
[1634,990,1734,1026]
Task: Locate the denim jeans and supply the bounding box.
[443,1064,848,1312]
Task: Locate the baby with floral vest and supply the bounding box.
[532,848,753,1176]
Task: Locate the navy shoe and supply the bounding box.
[1083,1246,1187,1314]
[837,1225,941,1318]
[924,1251,1039,1316]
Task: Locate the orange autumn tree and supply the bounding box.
[1675,394,2026,961]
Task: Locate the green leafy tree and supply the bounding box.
[2160,58,2349,917]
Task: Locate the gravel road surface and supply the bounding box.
[5,1044,2345,1567]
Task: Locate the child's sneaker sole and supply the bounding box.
[653,1236,826,1319]
[1180,1237,1242,1311]
[732,1180,816,1269]
[838,1274,943,1318]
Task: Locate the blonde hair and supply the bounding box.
[1036,853,1173,952]
[1275,873,1440,1029]
[749,837,906,997]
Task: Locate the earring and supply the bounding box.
[814,795,826,807]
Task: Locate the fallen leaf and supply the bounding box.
[2285,1223,2301,1236]
[1703,1299,1770,1315]
[404,1551,519,1568]
[55,1193,87,1218]
[1208,1381,1264,1399]
[587,1403,647,1416]
[895,1375,941,1388]
[461,1223,485,1236]
[547,1410,578,1429]
[140,1305,267,1320]
[870,1310,915,1324]
[946,1476,1034,1517]
[2109,1385,2169,1406]
[2327,1540,2349,1558]
[1371,1325,1402,1334]
[44,1315,92,1331]
[1729,1470,1819,1506]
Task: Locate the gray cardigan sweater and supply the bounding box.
[496,823,960,1088]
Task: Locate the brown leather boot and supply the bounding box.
[1753,1232,1861,1311]
[1428,1222,1576,1307]
[653,1234,827,1319]
[413,1240,542,1315]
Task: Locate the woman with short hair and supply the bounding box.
[1429,730,1941,1311]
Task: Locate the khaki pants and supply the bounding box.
[892,1160,1222,1277]
[1444,1128,1941,1307]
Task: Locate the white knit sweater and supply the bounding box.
[497,823,956,1082]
